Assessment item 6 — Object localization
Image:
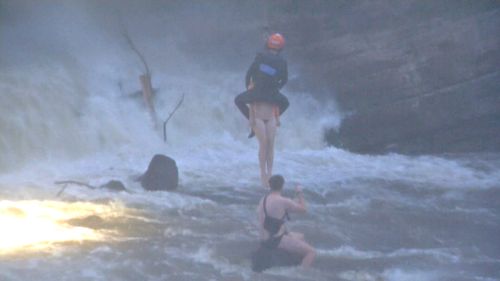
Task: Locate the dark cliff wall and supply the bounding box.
[266,0,500,154]
[143,0,499,154]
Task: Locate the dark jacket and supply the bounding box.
[235,50,290,119]
[245,50,288,98]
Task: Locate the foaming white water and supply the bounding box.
[382,268,443,281]
[339,269,443,281]
[2,1,497,196]
[0,63,86,171]
[0,60,165,173]
[187,246,252,279]
[1,138,499,201]
[0,51,339,175]
[0,0,341,175]
[318,246,460,263]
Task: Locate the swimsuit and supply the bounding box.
[261,194,289,249]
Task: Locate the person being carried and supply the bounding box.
[249,97,278,187]
[257,175,316,268]
[235,33,290,138]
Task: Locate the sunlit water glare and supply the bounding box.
[0,200,129,255]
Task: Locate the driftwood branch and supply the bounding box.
[55,180,130,196]
[140,74,157,126]
[55,180,97,197]
[122,29,150,77]
[163,94,185,142]
[121,24,157,126]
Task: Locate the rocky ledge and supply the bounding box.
[272,0,500,154]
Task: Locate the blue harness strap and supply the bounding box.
[259,63,277,76]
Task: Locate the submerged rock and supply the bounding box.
[139,154,178,191]
[99,180,127,192]
[251,244,302,272]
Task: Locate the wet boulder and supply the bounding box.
[139,154,178,191]
[251,244,302,272]
[100,180,127,192]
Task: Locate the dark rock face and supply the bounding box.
[171,1,499,154]
[140,154,178,191]
[266,0,500,154]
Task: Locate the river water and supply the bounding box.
[1,59,499,281]
[1,2,500,281]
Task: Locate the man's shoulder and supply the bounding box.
[256,52,287,68]
[278,196,294,205]
[254,51,265,61]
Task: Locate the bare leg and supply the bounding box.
[264,118,277,178]
[253,119,269,188]
[278,234,316,268]
[289,231,305,241]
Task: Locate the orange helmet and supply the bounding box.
[267,33,285,50]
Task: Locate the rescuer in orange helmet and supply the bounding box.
[234,32,290,187]
[235,33,289,139]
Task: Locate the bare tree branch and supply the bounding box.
[122,28,151,77]
[119,23,158,126]
[55,180,131,196]
[55,180,96,197]
[163,93,185,142]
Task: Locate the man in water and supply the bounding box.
[257,174,316,267]
[235,33,290,138]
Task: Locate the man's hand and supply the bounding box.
[247,79,255,90]
[293,184,306,212]
[273,106,280,127]
[295,185,303,195]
